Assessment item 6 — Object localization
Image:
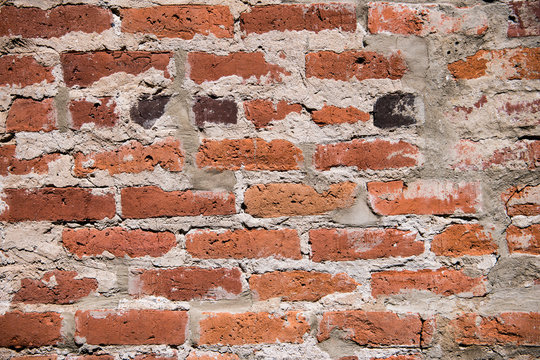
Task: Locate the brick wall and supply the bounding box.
[0,1,539,359]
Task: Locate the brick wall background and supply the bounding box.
[0,1,538,359]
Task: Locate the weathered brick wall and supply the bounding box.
[0,1,538,359]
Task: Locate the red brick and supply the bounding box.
[198,312,309,345]
[368,3,488,36]
[508,1,540,37]
[0,55,54,87]
[312,105,370,126]
[69,98,118,129]
[131,266,242,301]
[6,98,56,132]
[315,139,421,171]
[367,180,481,215]
[506,225,540,255]
[448,47,540,80]
[62,227,176,258]
[243,99,302,128]
[240,4,356,34]
[371,268,487,297]
[317,311,423,346]
[0,5,112,38]
[61,51,172,87]
[186,229,301,260]
[74,138,183,176]
[0,187,115,222]
[0,145,59,176]
[196,138,303,171]
[66,356,113,360]
[370,357,420,360]
[75,309,187,345]
[0,311,62,348]
[133,355,176,360]
[432,224,496,257]
[451,312,540,345]
[310,228,423,262]
[188,52,289,84]
[13,270,97,304]
[502,184,540,216]
[187,351,239,360]
[121,186,235,218]
[120,5,233,39]
[305,51,407,81]
[452,139,539,170]
[244,182,356,217]
[11,356,58,360]
[249,270,358,301]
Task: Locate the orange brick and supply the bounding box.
[196,138,302,171]
[306,50,407,81]
[367,180,481,215]
[310,228,423,262]
[506,225,540,255]
[502,185,540,216]
[186,229,301,260]
[199,312,309,345]
[244,182,356,217]
[431,224,496,256]
[250,270,357,301]
[244,99,302,128]
[74,138,183,176]
[6,98,56,132]
[315,139,421,170]
[312,105,369,126]
[121,6,233,39]
[0,145,59,176]
[371,268,487,297]
[0,311,62,348]
[448,47,540,80]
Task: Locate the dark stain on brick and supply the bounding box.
[373,92,417,129]
[193,96,237,128]
[130,95,171,129]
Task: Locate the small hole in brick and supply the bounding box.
[509,15,517,22]
[355,57,365,64]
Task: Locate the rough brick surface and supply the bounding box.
[62,227,176,258]
[186,229,301,260]
[244,182,356,217]
[508,1,540,37]
[431,224,496,256]
[62,51,172,87]
[315,139,421,170]
[240,4,356,34]
[371,268,487,297]
[506,225,540,255]
[74,138,183,176]
[197,138,303,171]
[121,186,235,218]
[311,105,369,126]
[13,270,98,304]
[448,47,540,80]
[318,311,423,346]
[249,270,358,301]
[131,266,242,301]
[451,312,540,345]
[6,98,56,132]
[0,145,59,176]
[0,55,54,87]
[120,6,233,39]
[368,3,488,36]
[69,98,118,129]
[306,51,407,81]
[0,5,112,39]
[75,310,188,345]
[244,99,302,128]
[188,52,289,84]
[367,180,481,215]
[0,311,62,348]
[502,184,540,216]
[187,351,239,360]
[198,312,309,345]
[310,228,423,262]
[0,188,115,222]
